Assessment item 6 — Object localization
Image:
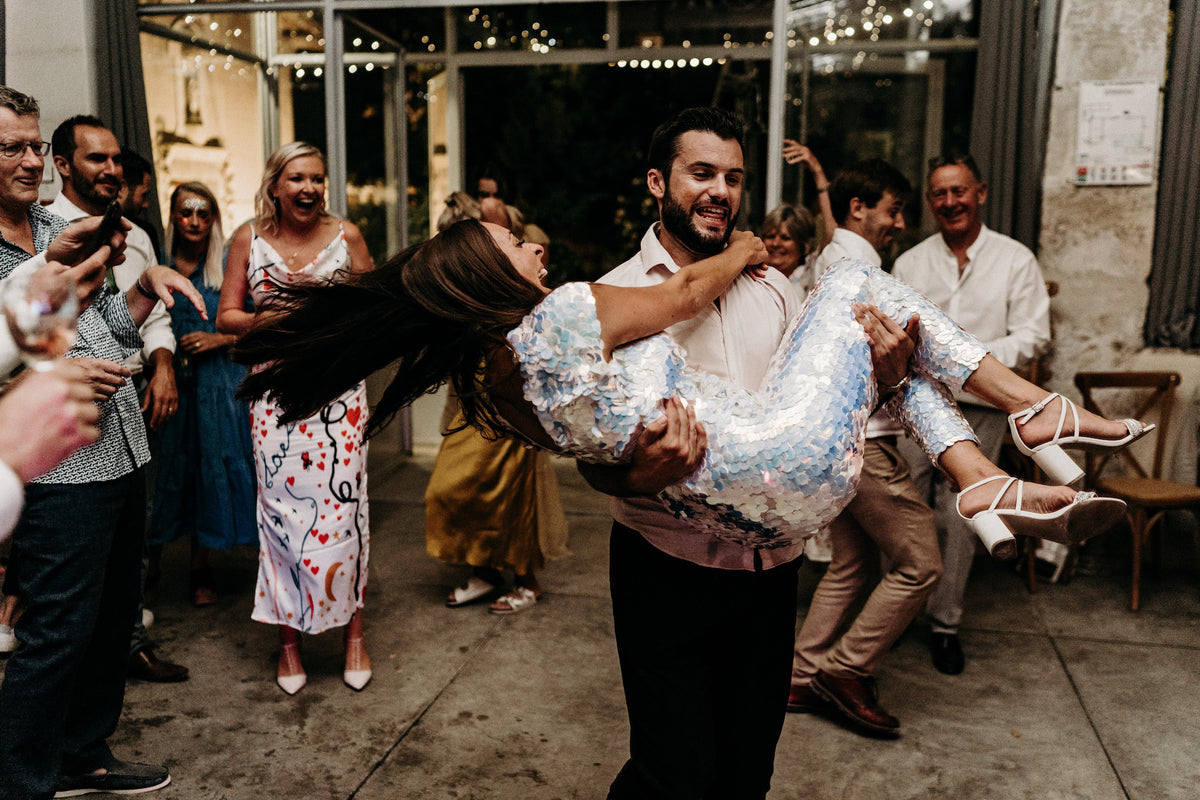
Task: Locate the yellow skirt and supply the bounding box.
[425,402,567,574]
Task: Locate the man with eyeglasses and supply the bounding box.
[0,85,186,800]
[45,115,189,689]
[893,154,1051,676]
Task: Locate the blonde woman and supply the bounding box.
[219,143,374,695]
[149,182,256,607]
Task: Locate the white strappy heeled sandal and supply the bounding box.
[1007,393,1153,486]
[956,475,1127,559]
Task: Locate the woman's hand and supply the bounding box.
[727,229,769,278]
[180,331,234,355]
[782,139,826,177]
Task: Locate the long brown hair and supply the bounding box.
[235,218,547,438]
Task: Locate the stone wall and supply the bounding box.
[1038,0,1176,396]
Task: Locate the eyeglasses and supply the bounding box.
[0,141,50,159]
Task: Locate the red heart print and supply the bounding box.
[343,458,350,466]
[303,558,311,566]
[265,409,273,416]
[318,534,329,544]
[287,476,295,485]
[317,463,325,470]
[346,407,362,427]
[311,566,319,575]
[299,424,307,433]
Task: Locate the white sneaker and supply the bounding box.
[141,608,155,629]
[0,623,16,653]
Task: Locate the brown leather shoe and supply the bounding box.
[813,671,899,736]
[128,646,190,683]
[786,682,833,714]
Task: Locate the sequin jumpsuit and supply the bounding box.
[507,258,988,549]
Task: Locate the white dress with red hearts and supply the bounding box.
[247,224,371,633]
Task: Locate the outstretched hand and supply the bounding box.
[853,302,919,391]
[140,265,209,319]
[625,396,707,494]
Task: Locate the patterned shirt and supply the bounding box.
[0,204,149,484]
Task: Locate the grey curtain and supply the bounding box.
[1144,0,1200,348]
[969,0,1059,250]
[93,0,164,248]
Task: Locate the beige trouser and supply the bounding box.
[791,437,943,684]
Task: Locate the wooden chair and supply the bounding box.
[1073,371,1200,610]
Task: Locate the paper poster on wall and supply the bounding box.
[1075,79,1159,186]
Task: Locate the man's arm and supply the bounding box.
[854,302,919,394]
[577,397,707,497]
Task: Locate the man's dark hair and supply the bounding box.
[0,85,39,117]
[121,147,154,188]
[828,158,913,225]
[927,153,983,184]
[50,114,109,163]
[647,106,745,180]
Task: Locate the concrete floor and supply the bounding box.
[10,435,1200,800]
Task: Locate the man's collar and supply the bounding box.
[46,192,90,222]
[832,227,883,266]
[642,222,682,274]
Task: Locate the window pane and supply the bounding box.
[139,24,263,233]
[345,8,446,55]
[787,0,980,45]
[463,61,770,283]
[618,0,773,49]
[456,4,609,52]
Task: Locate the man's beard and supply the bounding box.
[71,171,119,208]
[661,189,732,257]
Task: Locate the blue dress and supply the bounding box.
[507,259,987,549]
[149,263,257,549]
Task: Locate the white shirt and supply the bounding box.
[597,224,807,570]
[811,227,901,438]
[0,460,22,542]
[893,224,1050,406]
[45,194,175,374]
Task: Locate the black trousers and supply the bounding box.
[607,522,801,800]
[0,471,145,800]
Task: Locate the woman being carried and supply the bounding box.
[237,219,1144,557]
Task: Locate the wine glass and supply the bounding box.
[2,266,79,372]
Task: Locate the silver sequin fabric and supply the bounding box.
[507,258,987,548]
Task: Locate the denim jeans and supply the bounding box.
[0,470,146,800]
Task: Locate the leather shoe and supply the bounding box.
[786,682,833,714]
[930,632,965,675]
[128,647,189,683]
[813,671,900,737]
[55,759,170,797]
